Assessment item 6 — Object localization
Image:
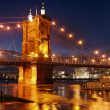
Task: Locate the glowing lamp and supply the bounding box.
[91,59,95,63]
[68,34,73,38]
[41,9,45,15]
[74,58,78,61]
[108,58,110,61]
[0,25,4,28]
[72,55,75,58]
[52,21,56,25]
[35,53,38,57]
[31,52,34,55]
[17,24,21,28]
[28,9,33,22]
[52,54,55,57]
[102,54,106,58]
[94,50,99,55]
[60,28,65,32]
[78,40,83,45]
[44,54,48,58]
[6,26,10,30]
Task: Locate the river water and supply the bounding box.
[0,81,110,110]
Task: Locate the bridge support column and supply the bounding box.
[18,64,37,85]
[31,64,37,84]
[18,66,24,84]
[37,63,53,84]
[23,66,32,85]
[18,63,53,85]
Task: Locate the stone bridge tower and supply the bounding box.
[22,10,51,60]
[18,4,53,85]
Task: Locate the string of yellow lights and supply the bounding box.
[0,23,22,30]
[0,19,75,39]
[0,19,81,47]
[51,21,74,39]
[51,20,86,51]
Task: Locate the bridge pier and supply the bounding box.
[37,63,53,84]
[18,64,37,85]
[31,65,37,84]
[18,63,53,85]
[18,66,24,84]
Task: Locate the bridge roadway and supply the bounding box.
[0,59,110,68]
[36,61,110,68]
[0,60,31,66]
[0,50,110,68]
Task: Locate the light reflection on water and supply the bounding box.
[0,82,110,110]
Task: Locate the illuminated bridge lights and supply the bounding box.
[60,27,65,32]
[108,58,110,61]
[0,22,22,31]
[17,24,21,28]
[91,59,95,64]
[44,54,48,58]
[94,50,100,55]
[28,52,49,60]
[51,21,56,25]
[34,53,39,58]
[6,26,10,30]
[0,19,75,41]
[0,24,4,28]
[0,52,110,69]
[77,40,83,45]
[102,54,106,58]
[68,34,73,38]
[51,20,74,39]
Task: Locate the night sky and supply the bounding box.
[0,0,110,56]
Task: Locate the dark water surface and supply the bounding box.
[0,81,110,110]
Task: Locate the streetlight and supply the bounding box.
[52,54,56,57]
[77,40,84,63]
[74,57,78,64]
[17,24,21,28]
[108,58,110,64]
[0,24,4,28]
[77,40,84,55]
[68,34,73,38]
[91,59,95,64]
[60,27,65,32]
[51,21,56,25]
[102,54,106,58]
[78,40,83,45]
[94,50,100,55]
[6,26,10,30]
[93,50,100,64]
[100,54,107,64]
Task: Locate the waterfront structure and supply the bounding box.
[19,2,53,85]
[75,68,89,79]
[86,74,110,89]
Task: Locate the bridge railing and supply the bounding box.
[0,51,110,66]
[51,56,110,66]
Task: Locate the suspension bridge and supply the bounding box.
[0,3,109,84]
